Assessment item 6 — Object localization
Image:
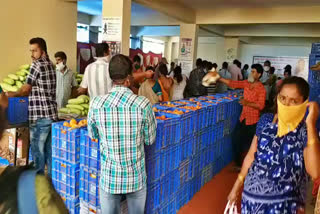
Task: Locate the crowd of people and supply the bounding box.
[0,38,319,214]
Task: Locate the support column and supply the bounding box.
[179,24,199,76]
[224,37,240,63]
[102,0,131,55]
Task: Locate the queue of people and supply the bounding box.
[0,37,319,214]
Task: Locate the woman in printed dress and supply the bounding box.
[228,76,320,213]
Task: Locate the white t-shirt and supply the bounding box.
[172,75,187,101]
[80,57,112,98]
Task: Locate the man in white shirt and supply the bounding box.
[229,60,243,81]
[78,43,112,98]
[55,51,78,108]
[261,60,271,102]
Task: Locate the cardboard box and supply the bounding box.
[0,128,29,159]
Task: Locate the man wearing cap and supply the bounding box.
[87,54,156,214]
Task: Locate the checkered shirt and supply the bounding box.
[229,80,266,125]
[26,57,58,123]
[88,86,157,194]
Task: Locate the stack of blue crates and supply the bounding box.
[79,128,101,214]
[146,90,242,214]
[51,120,82,214]
[309,43,320,129]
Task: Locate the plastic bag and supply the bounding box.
[224,200,238,214]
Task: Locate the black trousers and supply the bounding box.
[232,120,257,167]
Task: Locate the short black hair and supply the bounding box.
[270,67,275,74]
[264,60,271,66]
[243,64,249,70]
[96,43,109,57]
[133,55,141,63]
[196,58,203,67]
[284,70,292,76]
[278,76,309,101]
[174,66,183,83]
[207,62,213,71]
[212,63,218,69]
[29,37,48,54]
[159,63,168,76]
[202,60,208,68]
[170,62,175,66]
[54,51,67,61]
[222,62,228,69]
[109,54,132,81]
[251,64,264,79]
[146,66,155,72]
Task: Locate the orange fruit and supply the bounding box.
[70,119,77,126]
[63,122,71,127]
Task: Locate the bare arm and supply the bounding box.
[304,102,320,179]
[228,136,258,204]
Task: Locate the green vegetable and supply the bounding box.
[20,64,30,70]
[66,104,85,111]
[8,74,19,81]
[80,104,89,109]
[0,83,18,92]
[59,108,70,114]
[16,81,23,88]
[77,74,84,78]
[3,78,15,85]
[16,71,26,77]
[68,98,85,105]
[70,109,81,115]
[19,76,26,82]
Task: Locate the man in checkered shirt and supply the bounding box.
[218,64,266,168]
[7,38,57,176]
[87,54,156,214]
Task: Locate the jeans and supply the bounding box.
[30,118,53,176]
[100,186,147,214]
[232,120,257,167]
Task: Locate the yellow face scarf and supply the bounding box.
[277,98,308,137]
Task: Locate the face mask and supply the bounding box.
[135,64,140,70]
[248,73,255,83]
[56,62,65,71]
[277,98,308,137]
[264,66,270,72]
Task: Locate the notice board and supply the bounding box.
[253,56,309,80]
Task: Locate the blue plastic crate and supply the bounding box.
[146,181,160,211]
[191,154,201,178]
[160,175,170,204]
[192,134,201,155]
[52,169,80,189]
[146,152,161,183]
[80,129,100,150]
[52,157,79,175]
[80,181,100,207]
[178,159,192,187]
[53,177,79,198]
[160,145,180,176]
[201,164,213,187]
[155,113,181,147]
[60,192,80,214]
[52,146,80,164]
[7,97,28,125]
[52,120,83,143]
[80,167,100,190]
[169,169,180,195]
[200,130,209,150]
[80,155,100,171]
[175,182,190,212]
[159,199,175,214]
[180,136,193,161]
[312,43,320,54]
[309,54,320,86]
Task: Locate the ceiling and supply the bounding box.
[78,0,159,16]
[179,0,320,10]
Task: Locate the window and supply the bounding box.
[142,37,164,55]
[77,23,89,43]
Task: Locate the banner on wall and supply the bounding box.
[77,42,96,74]
[129,48,162,70]
[253,56,309,80]
[107,41,121,56]
[102,17,122,42]
[180,38,192,61]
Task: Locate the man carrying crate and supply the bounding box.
[87,54,157,214]
[7,37,57,176]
